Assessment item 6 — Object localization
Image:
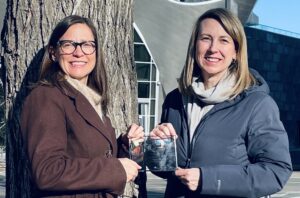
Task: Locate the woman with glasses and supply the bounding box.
[150,8,292,197]
[20,15,143,198]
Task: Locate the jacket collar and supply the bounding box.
[57,80,115,146]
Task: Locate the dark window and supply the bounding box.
[137,63,151,80]
[150,116,155,131]
[134,45,151,62]
[151,82,156,98]
[151,64,157,81]
[150,100,156,115]
[134,30,143,43]
[138,83,150,98]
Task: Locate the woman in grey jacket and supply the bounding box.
[151,8,292,197]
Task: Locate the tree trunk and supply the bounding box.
[1,0,138,197]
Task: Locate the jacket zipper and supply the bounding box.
[181,96,234,168]
[185,106,219,167]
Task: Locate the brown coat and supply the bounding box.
[21,80,127,198]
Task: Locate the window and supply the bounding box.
[134,26,160,135]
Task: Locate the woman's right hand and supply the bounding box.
[118,158,141,182]
[150,123,177,139]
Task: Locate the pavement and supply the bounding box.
[0,157,298,198]
[146,171,300,198]
[273,172,300,198]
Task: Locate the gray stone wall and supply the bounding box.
[245,27,300,155]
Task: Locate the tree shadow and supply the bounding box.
[6,48,45,198]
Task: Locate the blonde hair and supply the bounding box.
[178,8,256,97]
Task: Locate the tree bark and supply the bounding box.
[1,0,138,197]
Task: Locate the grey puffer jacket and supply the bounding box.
[160,70,292,198]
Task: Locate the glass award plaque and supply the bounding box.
[129,136,177,172]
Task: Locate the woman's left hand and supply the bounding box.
[175,167,200,191]
[122,123,144,145]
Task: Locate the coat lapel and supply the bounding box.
[58,80,115,146]
[75,94,115,144]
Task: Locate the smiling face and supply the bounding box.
[52,23,96,84]
[196,18,237,86]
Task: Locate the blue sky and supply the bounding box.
[252,0,300,34]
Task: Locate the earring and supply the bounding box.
[51,55,57,62]
[229,59,237,70]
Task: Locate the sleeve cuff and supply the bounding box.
[117,134,129,157]
[197,167,203,192]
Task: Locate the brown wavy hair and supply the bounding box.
[39,15,108,113]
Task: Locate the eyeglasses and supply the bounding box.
[57,40,96,55]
